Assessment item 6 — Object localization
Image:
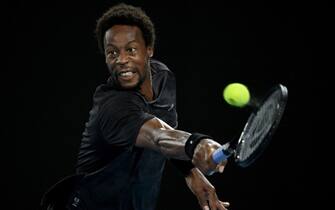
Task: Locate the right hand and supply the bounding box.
[192,139,227,175]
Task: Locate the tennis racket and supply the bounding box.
[212,84,288,167]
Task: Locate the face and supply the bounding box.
[104,25,153,90]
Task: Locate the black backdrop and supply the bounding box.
[5,0,331,210]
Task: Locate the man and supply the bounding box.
[62,3,229,210]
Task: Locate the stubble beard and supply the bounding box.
[109,61,150,91]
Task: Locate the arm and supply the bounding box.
[185,168,230,210]
[136,117,226,175]
[136,117,190,160]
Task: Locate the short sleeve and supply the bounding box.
[97,91,154,147]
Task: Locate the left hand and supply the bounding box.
[185,168,230,210]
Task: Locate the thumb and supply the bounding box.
[219,165,225,173]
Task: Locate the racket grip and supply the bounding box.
[212,147,234,164]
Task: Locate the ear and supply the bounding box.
[147,46,154,58]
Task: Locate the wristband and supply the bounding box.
[185,133,212,159]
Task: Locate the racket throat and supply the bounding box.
[222,145,235,158]
[212,142,235,164]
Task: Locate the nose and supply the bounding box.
[116,51,129,65]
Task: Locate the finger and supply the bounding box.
[207,191,220,210]
[216,201,228,210]
[220,201,230,207]
[209,194,229,210]
[197,196,210,210]
[214,160,227,174]
[213,164,224,174]
[216,202,228,210]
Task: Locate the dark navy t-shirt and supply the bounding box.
[72,59,178,210]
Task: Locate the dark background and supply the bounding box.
[5,0,331,209]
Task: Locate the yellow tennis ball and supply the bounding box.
[223,83,250,107]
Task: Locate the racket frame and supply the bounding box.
[234,84,288,167]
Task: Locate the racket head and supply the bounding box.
[234,84,288,167]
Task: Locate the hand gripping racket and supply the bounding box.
[212,84,288,167]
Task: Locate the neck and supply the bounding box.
[140,70,154,101]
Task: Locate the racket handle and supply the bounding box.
[212,146,234,164]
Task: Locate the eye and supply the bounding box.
[106,50,118,59]
[127,47,137,55]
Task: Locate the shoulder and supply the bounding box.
[93,84,144,103]
[91,84,147,114]
[150,59,176,88]
[101,90,146,110]
[150,59,175,77]
[150,59,170,71]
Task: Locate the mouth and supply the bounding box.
[119,70,135,76]
[117,69,137,80]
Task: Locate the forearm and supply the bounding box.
[136,117,226,175]
[153,128,192,160]
[136,117,191,160]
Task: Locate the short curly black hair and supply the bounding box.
[95,3,155,53]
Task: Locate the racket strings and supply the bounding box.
[238,89,283,162]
